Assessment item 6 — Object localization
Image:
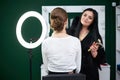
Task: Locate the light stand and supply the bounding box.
[28,39,33,80]
[16,11,48,80]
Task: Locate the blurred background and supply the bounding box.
[0,0,119,80]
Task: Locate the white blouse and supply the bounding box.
[41,36,81,73]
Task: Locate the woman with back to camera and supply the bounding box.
[41,7,82,75]
[67,8,106,80]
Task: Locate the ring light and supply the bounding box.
[16,11,47,49]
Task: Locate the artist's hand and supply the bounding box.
[89,42,99,58]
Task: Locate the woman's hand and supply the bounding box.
[89,42,99,58]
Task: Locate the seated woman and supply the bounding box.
[41,7,82,75]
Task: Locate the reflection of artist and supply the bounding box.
[41,7,81,75]
[67,8,106,80]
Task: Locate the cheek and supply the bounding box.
[80,20,85,26]
[80,18,84,24]
[84,21,93,27]
[88,20,93,25]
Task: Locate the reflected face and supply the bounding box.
[80,11,94,27]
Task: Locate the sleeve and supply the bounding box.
[41,41,48,74]
[88,36,107,70]
[75,40,82,73]
[96,47,107,64]
[93,43,107,70]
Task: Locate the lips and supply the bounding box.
[82,20,88,24]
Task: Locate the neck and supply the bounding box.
[52,29,68,38]
[82,26,88,30]
[80,28,89,34]
[79,27,89,41]
[81,26,89,32]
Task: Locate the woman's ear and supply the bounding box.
[64,19,68,25]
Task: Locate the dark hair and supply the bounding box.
[50,7,68,32]
[73,8,102,43]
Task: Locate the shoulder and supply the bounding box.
[42,37,52,45]
[69,35,80,43]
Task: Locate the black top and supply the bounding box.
[80,31,106,80]
[67,16,106,80]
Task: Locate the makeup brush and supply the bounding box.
[88,39,103,52]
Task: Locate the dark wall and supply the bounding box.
[0,0,116,80]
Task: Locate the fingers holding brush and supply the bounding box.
[88,40,100,58]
